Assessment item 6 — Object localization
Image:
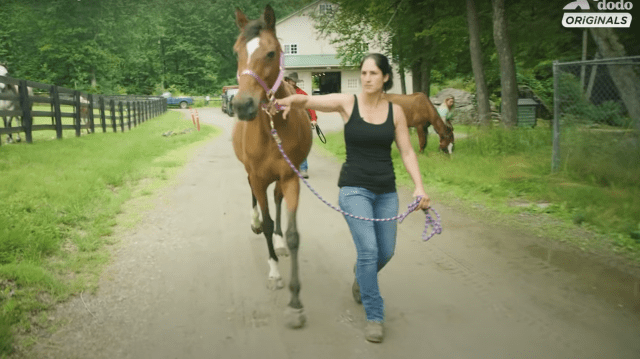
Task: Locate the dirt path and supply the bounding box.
[26,108,640,359]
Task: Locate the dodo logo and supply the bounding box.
[562,0,633,27]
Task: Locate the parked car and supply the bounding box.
[221,86,239,116]
[161,92,194,109]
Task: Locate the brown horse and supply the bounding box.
[384,92,455,154]
[231,5,311,329]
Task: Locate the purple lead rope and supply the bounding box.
[270,129,442,241]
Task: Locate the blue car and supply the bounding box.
[161,92,193,109]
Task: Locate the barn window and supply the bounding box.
[319,4,333,14]
[284,44,298,55]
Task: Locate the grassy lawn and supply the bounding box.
[0,110,220,356]
[316,121,640,260]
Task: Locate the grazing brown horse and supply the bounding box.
[231,5,311,329]
[384,92,455,154]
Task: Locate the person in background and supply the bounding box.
[277,53,430,343]
[205,95,210,105]
[284,72,316,179]
[437,95,455,124]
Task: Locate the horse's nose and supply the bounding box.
[232,94,258,120]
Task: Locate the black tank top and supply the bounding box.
[338,95,396,194]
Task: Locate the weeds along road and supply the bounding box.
[27,107,640,359]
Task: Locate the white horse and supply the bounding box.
[0,65,32,143]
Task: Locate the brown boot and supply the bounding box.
[365,321,384,343]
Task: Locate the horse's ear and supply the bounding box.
[263,4,276,31]
[235,7,248,30]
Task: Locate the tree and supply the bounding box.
[491,0,518,127]
[466,0,491,126]
[589,28,640,133]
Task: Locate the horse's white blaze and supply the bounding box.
[268,258,281,279]
[246,38,260,64]
[273,234,286,251]
[251,205,261,228]
[448,143,454,154]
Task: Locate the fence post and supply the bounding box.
[73,91,81,137]
[50,85,63,139]
[99,96,106,132]
[119,100,125,132]
[552,60,560,173]
[127,100,133,127]
[110,99,117,132]
[18,80,33,143]
[88,94,95,134]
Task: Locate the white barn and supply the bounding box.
[275,1,413,96]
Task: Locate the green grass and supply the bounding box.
[0,110,220,356]
[316,122,640,259]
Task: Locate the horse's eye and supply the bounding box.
[267,51,275,59]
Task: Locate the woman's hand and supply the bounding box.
[413,188,431,211]
[276,96,293,119]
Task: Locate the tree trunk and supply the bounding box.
[412,60,422,94]
[589,28,640,133]
[466,0,491,126]
[421,58,431,97]
[91,68,97,89]
[580,29,587,89]
[420,33,432,97]
[399,66,407,95]
[395,36,407,94]
[492,0,518,127]
[585,52,600,101]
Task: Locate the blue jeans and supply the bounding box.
[300,158,308,172]
[339,186,398,322]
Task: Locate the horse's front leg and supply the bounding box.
[417,124,428,153]
[273,182,289,257]
[280,176,306,329]
[251,177,284,291]
[14,117,21,142]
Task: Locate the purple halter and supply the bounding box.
[237,52,286,111]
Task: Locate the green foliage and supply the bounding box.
[561,128,640,188]
[0,0,311,95]
[559,73,627,126]
[516,61,554,113]
[464,126,551,156]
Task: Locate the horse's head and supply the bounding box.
[232,5,284,121]
[439,121,455,154]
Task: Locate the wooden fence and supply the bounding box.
[0,75,168,146]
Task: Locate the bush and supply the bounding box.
[558,73,626,126]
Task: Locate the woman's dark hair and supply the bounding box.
[360,53,393,92]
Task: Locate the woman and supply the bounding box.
[437,95,455,123]
[277,53,430,343]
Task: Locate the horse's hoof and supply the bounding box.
[275,246,289,258]
[267,277,284,290]
[251,224,263,234]
[284,307,306,329]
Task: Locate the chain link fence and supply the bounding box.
[552,56,640,186]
